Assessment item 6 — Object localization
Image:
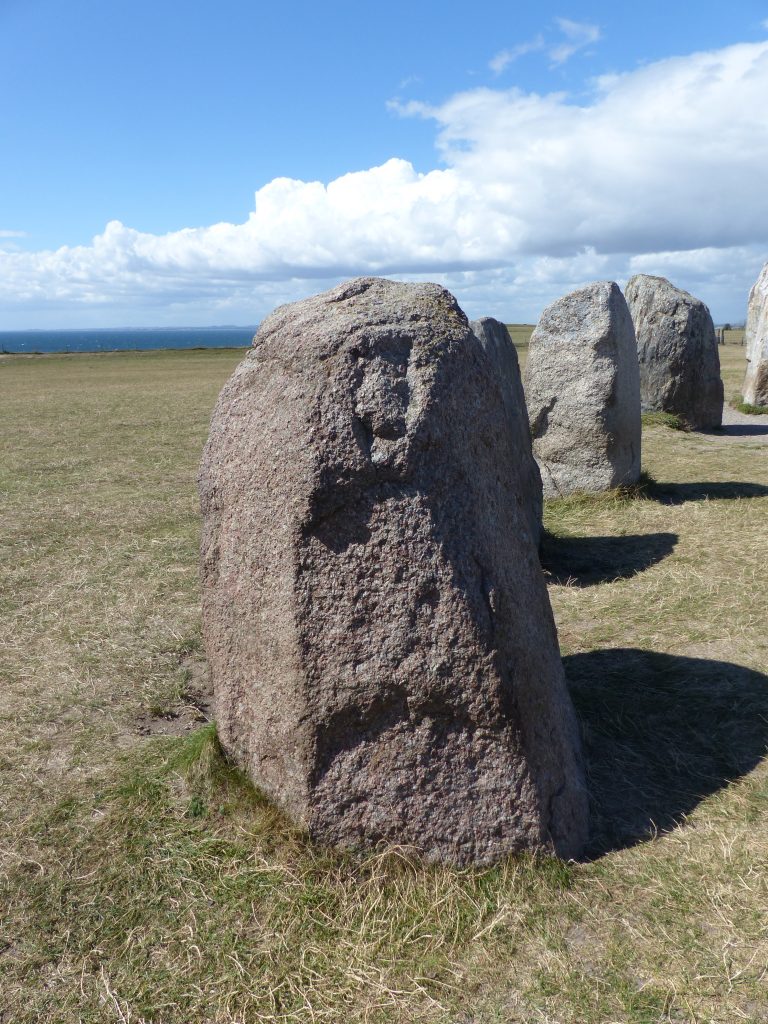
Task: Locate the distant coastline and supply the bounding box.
[0,326,257,354]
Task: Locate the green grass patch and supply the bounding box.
[641,410,688,430]
[543,472,656,536]
[733,398,768,415]
[4,727,586,1023]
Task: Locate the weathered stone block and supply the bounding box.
[744,262,768,407]
[625,274,723,429]
[199,277,588,864]
[524,281,641,498]
[469,317,543,545]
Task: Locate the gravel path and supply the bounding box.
[698,405,768,444]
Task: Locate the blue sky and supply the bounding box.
[1,0,767,327]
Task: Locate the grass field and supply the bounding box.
[1,339,767,1023]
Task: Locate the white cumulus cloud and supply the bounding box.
[1,39,767,326]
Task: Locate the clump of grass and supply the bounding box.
[615,469,657,500]
[543,472,656,538]
[145,672,187,717]
[166,723,292,829]
[641,410,688,430]
[733,397,768,415]
[4,726,587,1023]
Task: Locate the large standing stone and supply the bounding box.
[199,277,588,864]
[625,274,723,428]
[523,281,641,498]
[469,317,543,545]
[743,262,768,407]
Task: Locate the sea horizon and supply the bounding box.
[0,326,257,354]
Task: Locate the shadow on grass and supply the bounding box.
[565,648,768,858]
[705,422,768,436]
[541,531,678,586]
[647,480,768,503]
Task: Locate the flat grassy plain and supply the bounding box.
[1,340,767,1023]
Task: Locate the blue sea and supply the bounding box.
[0,326,256,354]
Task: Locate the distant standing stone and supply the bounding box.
[469,317,543,545]
[625,274,723,429]
[199,277,588,865]
[523,281,641,498]
[743,262,768,407]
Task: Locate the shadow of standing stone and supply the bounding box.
[564,649,768,858]
[647,480,768,504]
[541,531,678,586]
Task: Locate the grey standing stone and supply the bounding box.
[523,281,641,499]
[199,277,588,865]
[625,274,723,429]
[469,317,543,545]
[743,262,768,407]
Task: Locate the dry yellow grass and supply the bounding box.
[0,340,766,1023]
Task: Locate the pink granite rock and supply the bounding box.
[199,277,588,864]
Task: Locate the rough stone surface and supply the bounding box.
[744,262,768,407]
[625,274,723,429]
[469,317,543,545]
[523,281,641,499]
[199,277,588,865]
